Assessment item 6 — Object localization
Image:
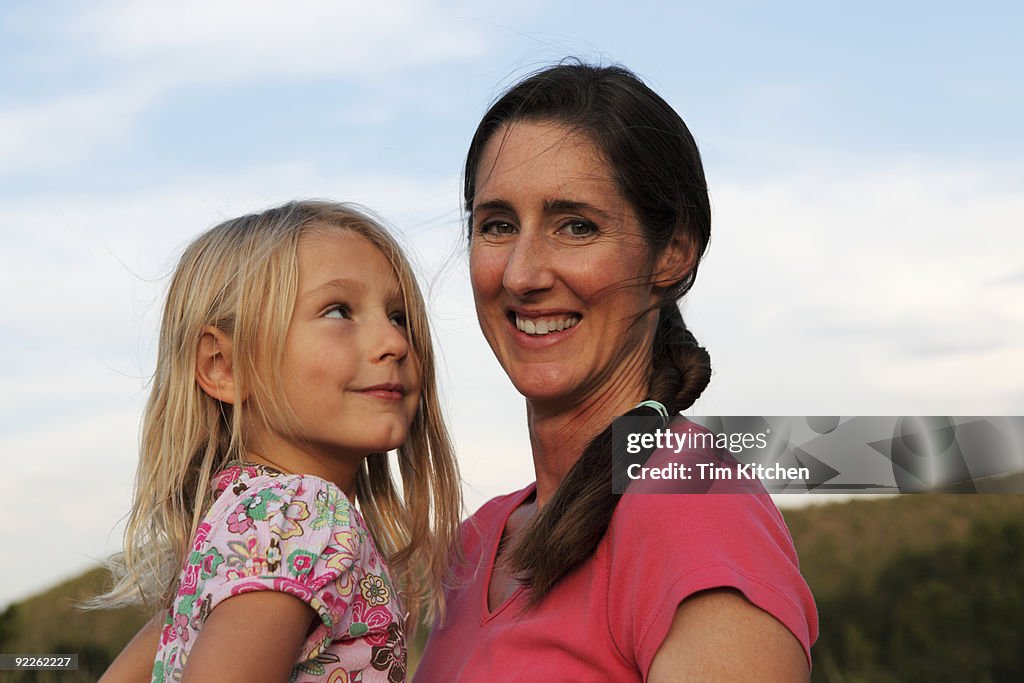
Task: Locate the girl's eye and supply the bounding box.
[560,219,597,237]
[390,311,408,327]
[324,305,351,320]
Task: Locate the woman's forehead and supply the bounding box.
[474,121,623,206]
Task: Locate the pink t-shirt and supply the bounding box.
[415,463,817,681]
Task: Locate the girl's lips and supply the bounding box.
[355,384,405,401]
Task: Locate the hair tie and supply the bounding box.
[634,400,669,426]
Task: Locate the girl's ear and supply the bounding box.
[195,326,239,404]
[653,233,697,293]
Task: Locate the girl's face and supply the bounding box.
[469,121,661,411]
[250,229,421,469]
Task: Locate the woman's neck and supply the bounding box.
[526,370,649,507]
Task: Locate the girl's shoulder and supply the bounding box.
[211,463,352,508]
[204,463,364,545]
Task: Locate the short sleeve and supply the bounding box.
[175,474,368,653]
[606,488,818,675]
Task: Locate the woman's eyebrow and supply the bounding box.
[544,198,614,221]
[472,198,515,215]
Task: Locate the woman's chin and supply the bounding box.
[509,372,580,407]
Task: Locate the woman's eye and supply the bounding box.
[324,305,351,319]
[478,220,516,236]
[561,219,597,237]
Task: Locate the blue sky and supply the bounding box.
[2,0,1022,608]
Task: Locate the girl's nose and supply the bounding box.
[501,230,556,298]
[373,317,411,363]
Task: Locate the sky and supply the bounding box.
[1,0,1022,609]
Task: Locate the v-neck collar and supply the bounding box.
[481,482,537,622]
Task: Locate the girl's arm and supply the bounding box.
[647,589,809,683]
[180,591,316,683]
[98,616,162,683]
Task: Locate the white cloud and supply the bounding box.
[688,161,1024,415]
[1,0,493,175]
[73,0,486,82]
[0,80,160,172]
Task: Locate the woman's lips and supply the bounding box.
[505,310,582,345]
[513,313,580,335]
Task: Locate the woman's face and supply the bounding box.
[469,121,661,410]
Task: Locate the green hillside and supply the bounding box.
[783,493,1024,682]
[0,568,148,681]
[3,493,1022,681]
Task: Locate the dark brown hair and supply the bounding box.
[465,60,713,600]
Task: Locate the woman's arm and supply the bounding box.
[179,591,316,683]
[648,589,808,682]
[98,616,162,683]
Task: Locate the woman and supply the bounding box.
[414,62,817,681]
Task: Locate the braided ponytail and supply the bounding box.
[649,303,712,413]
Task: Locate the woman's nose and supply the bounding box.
[501,231,556,298]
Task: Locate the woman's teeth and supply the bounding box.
[515,315,580,335]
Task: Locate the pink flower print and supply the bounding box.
[191,522,212,552]
[359,574,390,607]
[272,577,314,603]
[327,669,351,683]
[349,599,395,643]
[173,612,190,644]
[329,562,357,599]
[199,548,224,579]
[212,466,243,496]
[228,580,273,597]
[370,622,406,683]
[312,487,350,530]
[288,549,317,579]
[222,538,265,580]
[226,503,254,534]
[160,619,176,646]
[177,563,200,597]
[246,489,283,521]
[273,499,311,540]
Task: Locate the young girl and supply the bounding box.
[96,200,461,682]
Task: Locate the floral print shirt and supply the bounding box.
[153,464,406,682]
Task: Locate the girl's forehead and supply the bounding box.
[297,227,405,298]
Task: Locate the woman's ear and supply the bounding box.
[652,233,697,294]
[195,326,238,404]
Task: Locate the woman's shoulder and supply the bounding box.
[606,437,818,669]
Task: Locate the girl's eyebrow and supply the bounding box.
[305,277,404,306]
[304,278,367,299]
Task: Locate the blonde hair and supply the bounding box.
[95,200,461,626]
